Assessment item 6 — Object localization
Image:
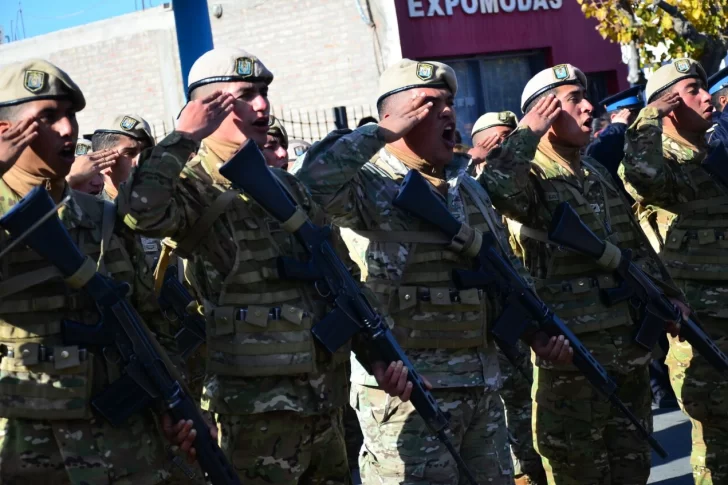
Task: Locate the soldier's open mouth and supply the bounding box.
[442,124,455,148]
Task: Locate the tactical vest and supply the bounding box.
[637,144,728,281]
[0,182,134,420]
[178,162,348,378]
[342,158,501,351]
[507,154,641,335]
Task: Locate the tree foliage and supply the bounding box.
[577,0,728,74]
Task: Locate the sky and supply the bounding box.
[0,0,160,41]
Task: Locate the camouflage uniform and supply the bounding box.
[292,124,515,485]
[118,134,350,485]
[620,106,728,484]
[478,126,676,484]
[497,343,545,483]
[0,182,180,484]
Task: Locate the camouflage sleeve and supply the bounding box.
[475,126,541,221]
[117,131,199,239]
[619,107,678,206]
[290,124,386,223]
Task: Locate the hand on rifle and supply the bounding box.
[162,413,219,464]
[528,333,573,364]
[666,297,691,341]
[372,360,433,402]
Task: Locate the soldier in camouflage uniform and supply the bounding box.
[292,59,572,485]
[476,64,688,485]
[620,58,728,485]
[263,115,289,169]
[0,58,195,485]
[117,47,411,485]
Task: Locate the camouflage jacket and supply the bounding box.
[477,127,678,371]
[620,107,728,322]
[292,124,502,390]
[118,132,348,416]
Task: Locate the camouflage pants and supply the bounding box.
[497,344,545,483]
[666,318,728,485]
[215,409,350,485]
[0,413,178,485]
[533,364,652,485]
[352,384,514,485]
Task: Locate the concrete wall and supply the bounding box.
[0,0,400,141]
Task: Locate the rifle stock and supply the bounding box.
[218,141,481,485]
[393,170,667,458]
[0,187,240,485]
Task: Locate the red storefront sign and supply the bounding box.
[395,0,628,91]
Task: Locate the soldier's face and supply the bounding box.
[551,85,593,147]
[262,134,288,169]
[11,99,79,178]
[76,172,104,195]
[103,135,145,187]
[220,81,270,147]
[671,78,713,132]
[399,87,456,166]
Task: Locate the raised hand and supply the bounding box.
[177,91,236,142]
[378,92,433,143]
[520,94,562,137]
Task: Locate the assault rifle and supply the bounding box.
[0,187,240,485]
[218,140,481,485]
[392,170,667,458]
[158,264,206,360]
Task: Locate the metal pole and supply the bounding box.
[172,0,214,98]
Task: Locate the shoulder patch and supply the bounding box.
[416,63,434,81]
[23,70,46,93]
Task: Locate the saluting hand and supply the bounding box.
[611,109,632,125]
[648,92,682,118]
[0,116,39,175]
[378,91,433,143]
[66,149,119,189]
[177,91,236,143]
[520,94,562,138]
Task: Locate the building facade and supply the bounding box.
[0,0,625,144]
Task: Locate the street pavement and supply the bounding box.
[649,406,692,484]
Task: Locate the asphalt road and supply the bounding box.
[649,406,693,484]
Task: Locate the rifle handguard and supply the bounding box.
[450,224,482,258]
[596,241,622,270]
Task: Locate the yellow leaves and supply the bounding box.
[660,14,673,30]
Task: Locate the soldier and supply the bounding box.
[476,63,688,484]
[620,58,728,484]
[707,66,728,146]
[292,58,573,485]
[468,111,518,175]
[117,46,412,485]
[287,138,311,171]
[263,115,289,169]
[0,58,204,484]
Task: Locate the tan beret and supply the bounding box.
[267,115,288,150]
[0,59,85,111]
[75,138,93,157]
[521,64,587,113]
[288,139,311,162]
[471,111,518,137]
[187,47,274,97]
[377,59,457,106]
[646,58,707,103]
[90,113,154,146]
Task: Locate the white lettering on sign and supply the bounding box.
[409,0,562,16]
[408,0,425,17]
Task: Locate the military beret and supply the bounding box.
[521,64,587,113]
[708,66,728,95]
[377,59,457,107]
[187,47,274,97]
[267,115,288,150]
[471,111,518,137]
[0,59,85,111]
[89,114,154,146]
[288,139,311,162]
[75,138,93,157]
[600,86,645,112]
[646,58,707,103]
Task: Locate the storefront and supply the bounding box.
[395,0,628,144]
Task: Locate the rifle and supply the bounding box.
[392,170,667,458]
[548,201,728,376]
[218,140,481,485]
[158,264,207,360]
[0,187,240,485]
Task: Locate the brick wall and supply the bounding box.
[0,0,401,141]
